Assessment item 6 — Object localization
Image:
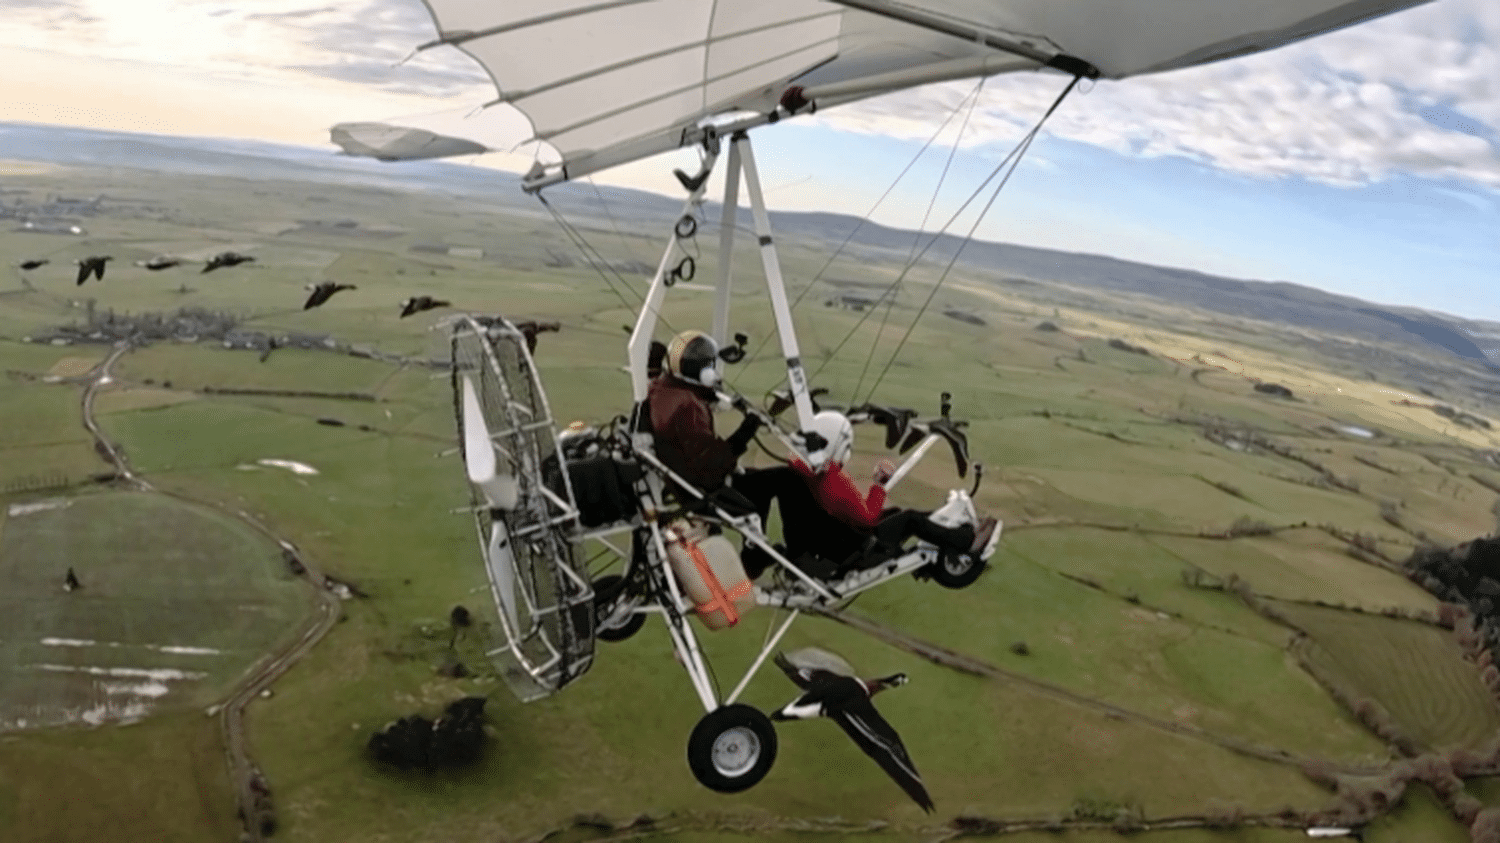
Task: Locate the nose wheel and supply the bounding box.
[686,704,778,792]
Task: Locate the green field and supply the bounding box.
[0,491,310,730]
[1276,603,1500,752]
[2,160,1499,842]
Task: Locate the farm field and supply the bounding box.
[0,491,311,730]
[0,156,1498,843]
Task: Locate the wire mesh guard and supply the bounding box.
[449,315,594,701]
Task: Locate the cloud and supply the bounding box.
[2,0,1494,191]
[0,0,487,96]
[806,0,1500,190]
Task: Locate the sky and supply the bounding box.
[1,0,1497,322]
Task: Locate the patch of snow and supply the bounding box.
[40,639,221,655]
[40,637,96,647]
[78,699,151,727]
[7,498,70,517]
[258,458,318,475]
[101,680,171,699]
[1337,425,1376,438]
[35,664,207,681]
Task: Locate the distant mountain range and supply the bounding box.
[3,120,1496,371]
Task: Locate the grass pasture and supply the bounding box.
[1276,602,1500,752]
[0,491,310,730]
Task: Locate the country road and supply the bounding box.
[78,341,343,843]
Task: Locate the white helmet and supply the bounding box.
[804,411,853,470]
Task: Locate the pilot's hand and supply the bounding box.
[872,459,896,486]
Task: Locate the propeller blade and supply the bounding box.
[461,375,497,484]
[486,520,519,627]
[461,375,520,508]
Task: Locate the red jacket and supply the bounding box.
[648,375,739,491]
[791,458,886,530]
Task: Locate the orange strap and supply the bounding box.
[682,539,748,627]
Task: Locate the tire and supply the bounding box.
[686,704,777,793]
[928,549,986,589]
[593,574,646,642]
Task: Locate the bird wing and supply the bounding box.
[897,423,928,454]
[928,420,970,479]
[94,260,107,280]
[782,647,857,679]
[831,697,934,813]
[863,404,916,450]
[75,262,89,285]
[302,289,322,310]
[773,652,816,690]
[400,300,417,317]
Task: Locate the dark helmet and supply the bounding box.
[666,330,720,387]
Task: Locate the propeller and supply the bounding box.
[460,375,518,509]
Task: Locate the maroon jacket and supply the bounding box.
[648,375,740,491]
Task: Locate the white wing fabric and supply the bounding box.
[339,0,1433,183]
[330,122,487,161]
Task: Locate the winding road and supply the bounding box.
[79,341,343,843]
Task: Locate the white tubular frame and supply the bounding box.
[624,132,816,434]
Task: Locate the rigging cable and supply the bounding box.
[851,78,986,402]
[863,75,1083,403]
[535,191,645,313]
[725,80,985,389]
[588,175,649,271]
[801,80,1028,386]
[536,190,682,336]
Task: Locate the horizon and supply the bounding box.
[4,117,1498,337]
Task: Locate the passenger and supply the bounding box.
[791,411,998,570]
[647,330,761,493]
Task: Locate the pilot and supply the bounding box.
[647,330,761,493]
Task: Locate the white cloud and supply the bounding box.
[807,0,1500,190]
[1,0,1494,191]
[0,0,487,95]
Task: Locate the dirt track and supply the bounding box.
[79,341,341,843]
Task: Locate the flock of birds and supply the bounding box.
[14,253,453,316]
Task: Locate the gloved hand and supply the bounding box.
[726,414,763,456]
[730,394,753,414]
[872,458,896,486]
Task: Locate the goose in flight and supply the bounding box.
[399,295,451,318]
[771,647,934,813]
[75,256,112,285]
[303,281,356,310]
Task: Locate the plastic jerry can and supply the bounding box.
[664,519,755,630]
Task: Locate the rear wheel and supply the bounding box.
[927,549,986,589]
[593,574,646,642]
[686,704,777,793]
